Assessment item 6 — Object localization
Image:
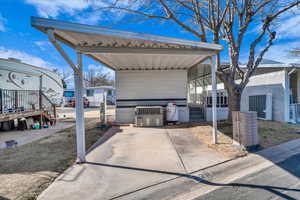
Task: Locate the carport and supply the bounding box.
[31,17,223,163]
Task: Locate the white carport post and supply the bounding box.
[47,29,86,163]
[74,52,86,163]
[210,55,218,144]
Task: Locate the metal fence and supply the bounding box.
[0,89,55,114]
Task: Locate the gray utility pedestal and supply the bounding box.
[232,111,259,150]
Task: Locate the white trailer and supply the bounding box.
[0,58,63,104]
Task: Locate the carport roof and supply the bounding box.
[31,17,223,71]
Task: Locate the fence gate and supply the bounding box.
[249,95,266,119]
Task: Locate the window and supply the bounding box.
[107,90,112,96]
[86,89,94,97]
[206,92,228,107]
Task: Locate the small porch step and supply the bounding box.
[189,106,205,122]
[189,119,205,123]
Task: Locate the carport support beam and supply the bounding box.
[74,52,86,163]
[47,29,86,162]
[211,55,218,144]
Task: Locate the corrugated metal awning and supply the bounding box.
[31,17,223,71]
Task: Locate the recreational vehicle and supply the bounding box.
[0,58,63,105]
[0,58,63,130]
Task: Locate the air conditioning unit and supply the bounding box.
[135,106,163,127]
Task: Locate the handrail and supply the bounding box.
[40,91,57,123]
[40,91,55,108]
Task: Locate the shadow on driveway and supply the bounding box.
[87,155,300,200]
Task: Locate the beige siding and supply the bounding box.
[116,70,187,99]
[116,108,135,124]
[115,70,188,123]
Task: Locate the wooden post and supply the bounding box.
[74,52,86,163]
[39,114,43,129]
[210,55,218,144]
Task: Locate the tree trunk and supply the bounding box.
[227,90,242,122]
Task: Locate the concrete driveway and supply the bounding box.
[38,126,227,200]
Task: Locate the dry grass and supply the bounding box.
[188,120,300,159]
[0,118,107,200]
[258,120,300,148]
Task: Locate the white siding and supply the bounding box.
[115,70,188,123]
[116,70,187,99]
[241,70,286,122]
[195,70,286,122]
[206,107,228,121]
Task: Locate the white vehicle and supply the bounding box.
[63,86,115,107]
[0,58,63,105]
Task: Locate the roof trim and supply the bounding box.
[31,16,223,51]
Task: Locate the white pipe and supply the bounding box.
[210,55,218,144]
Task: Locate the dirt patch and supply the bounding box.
[178,120,300,159]
[189,122,247,159]
[0,118,107,200]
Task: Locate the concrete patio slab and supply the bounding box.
[166,129,227,173]
[38,126,227,200]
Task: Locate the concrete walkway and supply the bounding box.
[38,126,227,200]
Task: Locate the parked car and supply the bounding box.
[68,97,90,108]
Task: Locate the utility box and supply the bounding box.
[232,111,259,150]
[135,106,163,127]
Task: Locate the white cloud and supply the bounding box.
[25,0,91,18]
[87,64,114,78]
[264,41,300,63]
[0,13,7,32]
[0,46,56,69]
[25,0,142,25]
[276,15,300,39]
[76,11,103,25]
[34,40,51,51]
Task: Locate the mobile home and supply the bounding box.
[188,59,300,123]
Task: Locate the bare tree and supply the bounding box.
[84,65,114,87]
[100,0,300,119]
[53,68,72,88]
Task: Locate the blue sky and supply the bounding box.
[1,0,300,87]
